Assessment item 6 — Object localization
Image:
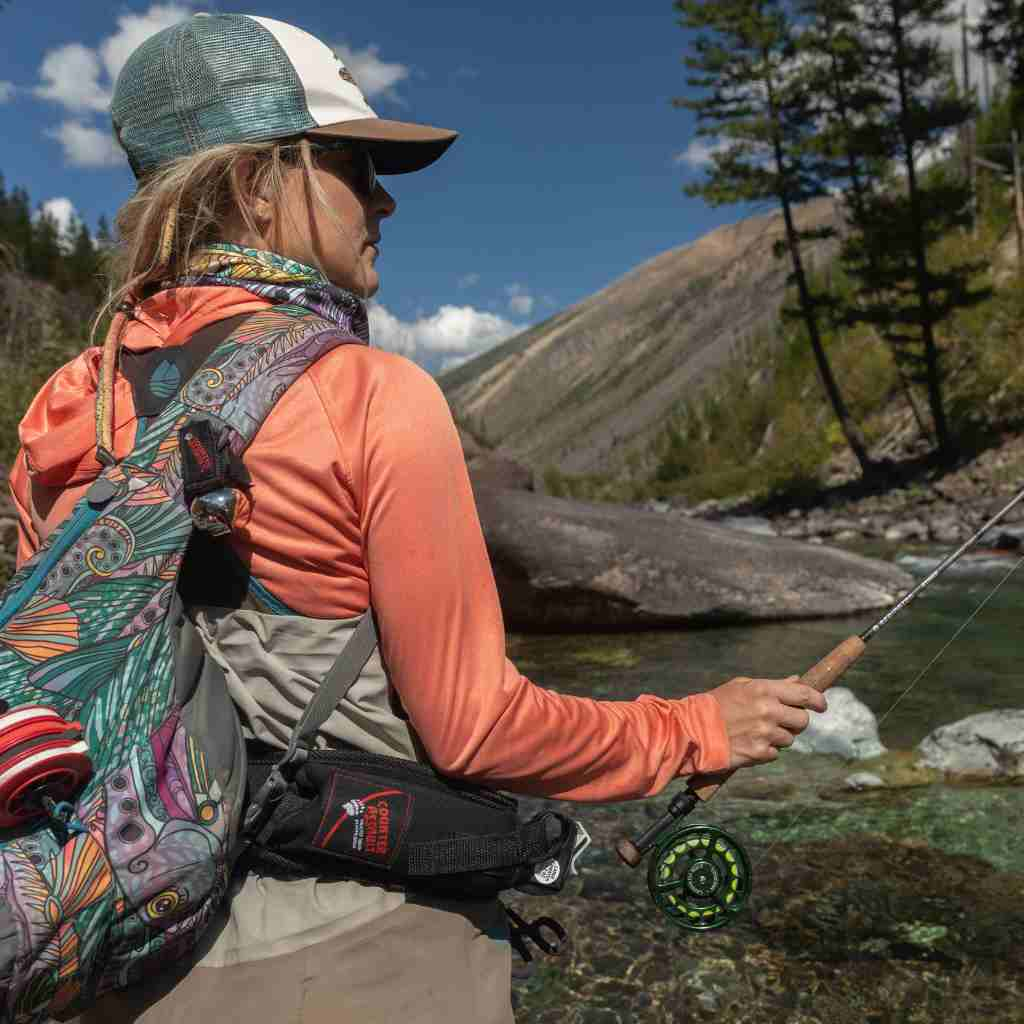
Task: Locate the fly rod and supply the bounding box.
[615,483,1024,930]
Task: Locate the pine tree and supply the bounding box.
[95,214,112,244]
[0,186,33,266]
[65,218,101,298]
[810,0,978,461]
[976,0,1024,99]
[802,0,934,442]
[675,0,880,479]
[27,207,62,282]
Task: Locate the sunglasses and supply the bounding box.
[307,139,378,199]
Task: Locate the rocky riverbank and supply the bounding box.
[643,431,1024,553]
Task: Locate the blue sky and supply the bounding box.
[0,0,982,373]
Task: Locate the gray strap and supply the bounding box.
[243,609,380,836]
[282,609,379,763]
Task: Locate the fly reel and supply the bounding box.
[0,703,92,829]
[647,823,751,931]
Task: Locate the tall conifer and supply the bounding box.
[813,0,977,460]
[976,0,1024,100]
[676,0,879,479]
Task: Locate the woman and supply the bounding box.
[10,14,826,1024]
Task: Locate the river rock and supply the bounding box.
[789,686,887,760]
[472,488,914,630]
[884,518,928,543]
[916,710,1024,780]
[718,515,777,537]
[929,516,963,544]
[845,771,885,791]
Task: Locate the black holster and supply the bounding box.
[242,744,577,899]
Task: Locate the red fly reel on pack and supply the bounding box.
[0,702,93,828]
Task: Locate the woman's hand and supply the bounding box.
[709,675,828,770]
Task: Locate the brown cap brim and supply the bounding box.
[306,118,458,175]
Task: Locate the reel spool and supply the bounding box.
[647,823,751,931]
[0,703,93,829]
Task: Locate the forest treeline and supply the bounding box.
[0,177,108,301]
[674,0,1024,479]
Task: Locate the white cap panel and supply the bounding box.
[247,15,378,127]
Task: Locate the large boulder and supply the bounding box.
[457,427,535,492]
[473,488,913,630]
[789,687,887,760]
[916,710,1024,780]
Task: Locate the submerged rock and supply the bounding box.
[845,771,886,791]
[789,686,887,760]
[473,488,913,630]
[917,709,1024,780]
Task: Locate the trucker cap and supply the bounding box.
[111,13,458,180]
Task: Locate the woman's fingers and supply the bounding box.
[709,673,830,770]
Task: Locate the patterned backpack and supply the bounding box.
[0,304,363,1022]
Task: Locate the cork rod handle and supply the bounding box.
[687,634,866,803]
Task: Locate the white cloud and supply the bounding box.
[458,272,480,290]
[675,137,731,170]
[0,82,14,104]
[36,43,109,112]
[46,121,124,168]
[34,197,82,253]
[34,3,192,157]
[368,303,522,362]
[333,42,410,102]
[505,283,534,317]
[98,4,194,85]
[37,197,77,235]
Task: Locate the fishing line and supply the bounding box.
[760,549,1024,863]
[618,484,1024,929]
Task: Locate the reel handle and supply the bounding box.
[616,634,866,866]
[615,791,697,867]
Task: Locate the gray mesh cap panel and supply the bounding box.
[111,14,316,178]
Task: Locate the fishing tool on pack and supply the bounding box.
[502,904,568,964]
[616,484,1024,931]
[0,701,92,830]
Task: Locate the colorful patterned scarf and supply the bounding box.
[174,243,370,343]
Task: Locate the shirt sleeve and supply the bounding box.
[330,353,730,802]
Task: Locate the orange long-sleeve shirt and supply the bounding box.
[9,284,729,802]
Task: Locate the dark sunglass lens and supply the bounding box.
[362,151,377,197]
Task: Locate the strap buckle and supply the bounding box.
[242,745,309,836]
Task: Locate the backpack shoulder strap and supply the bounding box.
[119,312,255,419]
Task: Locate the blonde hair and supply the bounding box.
[91,136,356,462]
[93,136,349,346]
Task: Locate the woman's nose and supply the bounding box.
[373,183,397,218]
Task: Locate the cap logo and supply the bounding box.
[332,55,361,91]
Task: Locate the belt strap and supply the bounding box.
[407,814,556,877]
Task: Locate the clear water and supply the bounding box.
[507,550,1024,752]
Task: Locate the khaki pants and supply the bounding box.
[75,898,514,1024]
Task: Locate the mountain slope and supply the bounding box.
[440,198,839,477]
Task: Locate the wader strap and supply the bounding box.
[290,609,378,752]
[243,610,379,833]
[407,814,555,877]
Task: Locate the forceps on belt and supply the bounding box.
[503,905,568,963]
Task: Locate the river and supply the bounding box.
[508,546,1024,1022]
[507,545,1024,753]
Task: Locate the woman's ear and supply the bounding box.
[230,156,273,236]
